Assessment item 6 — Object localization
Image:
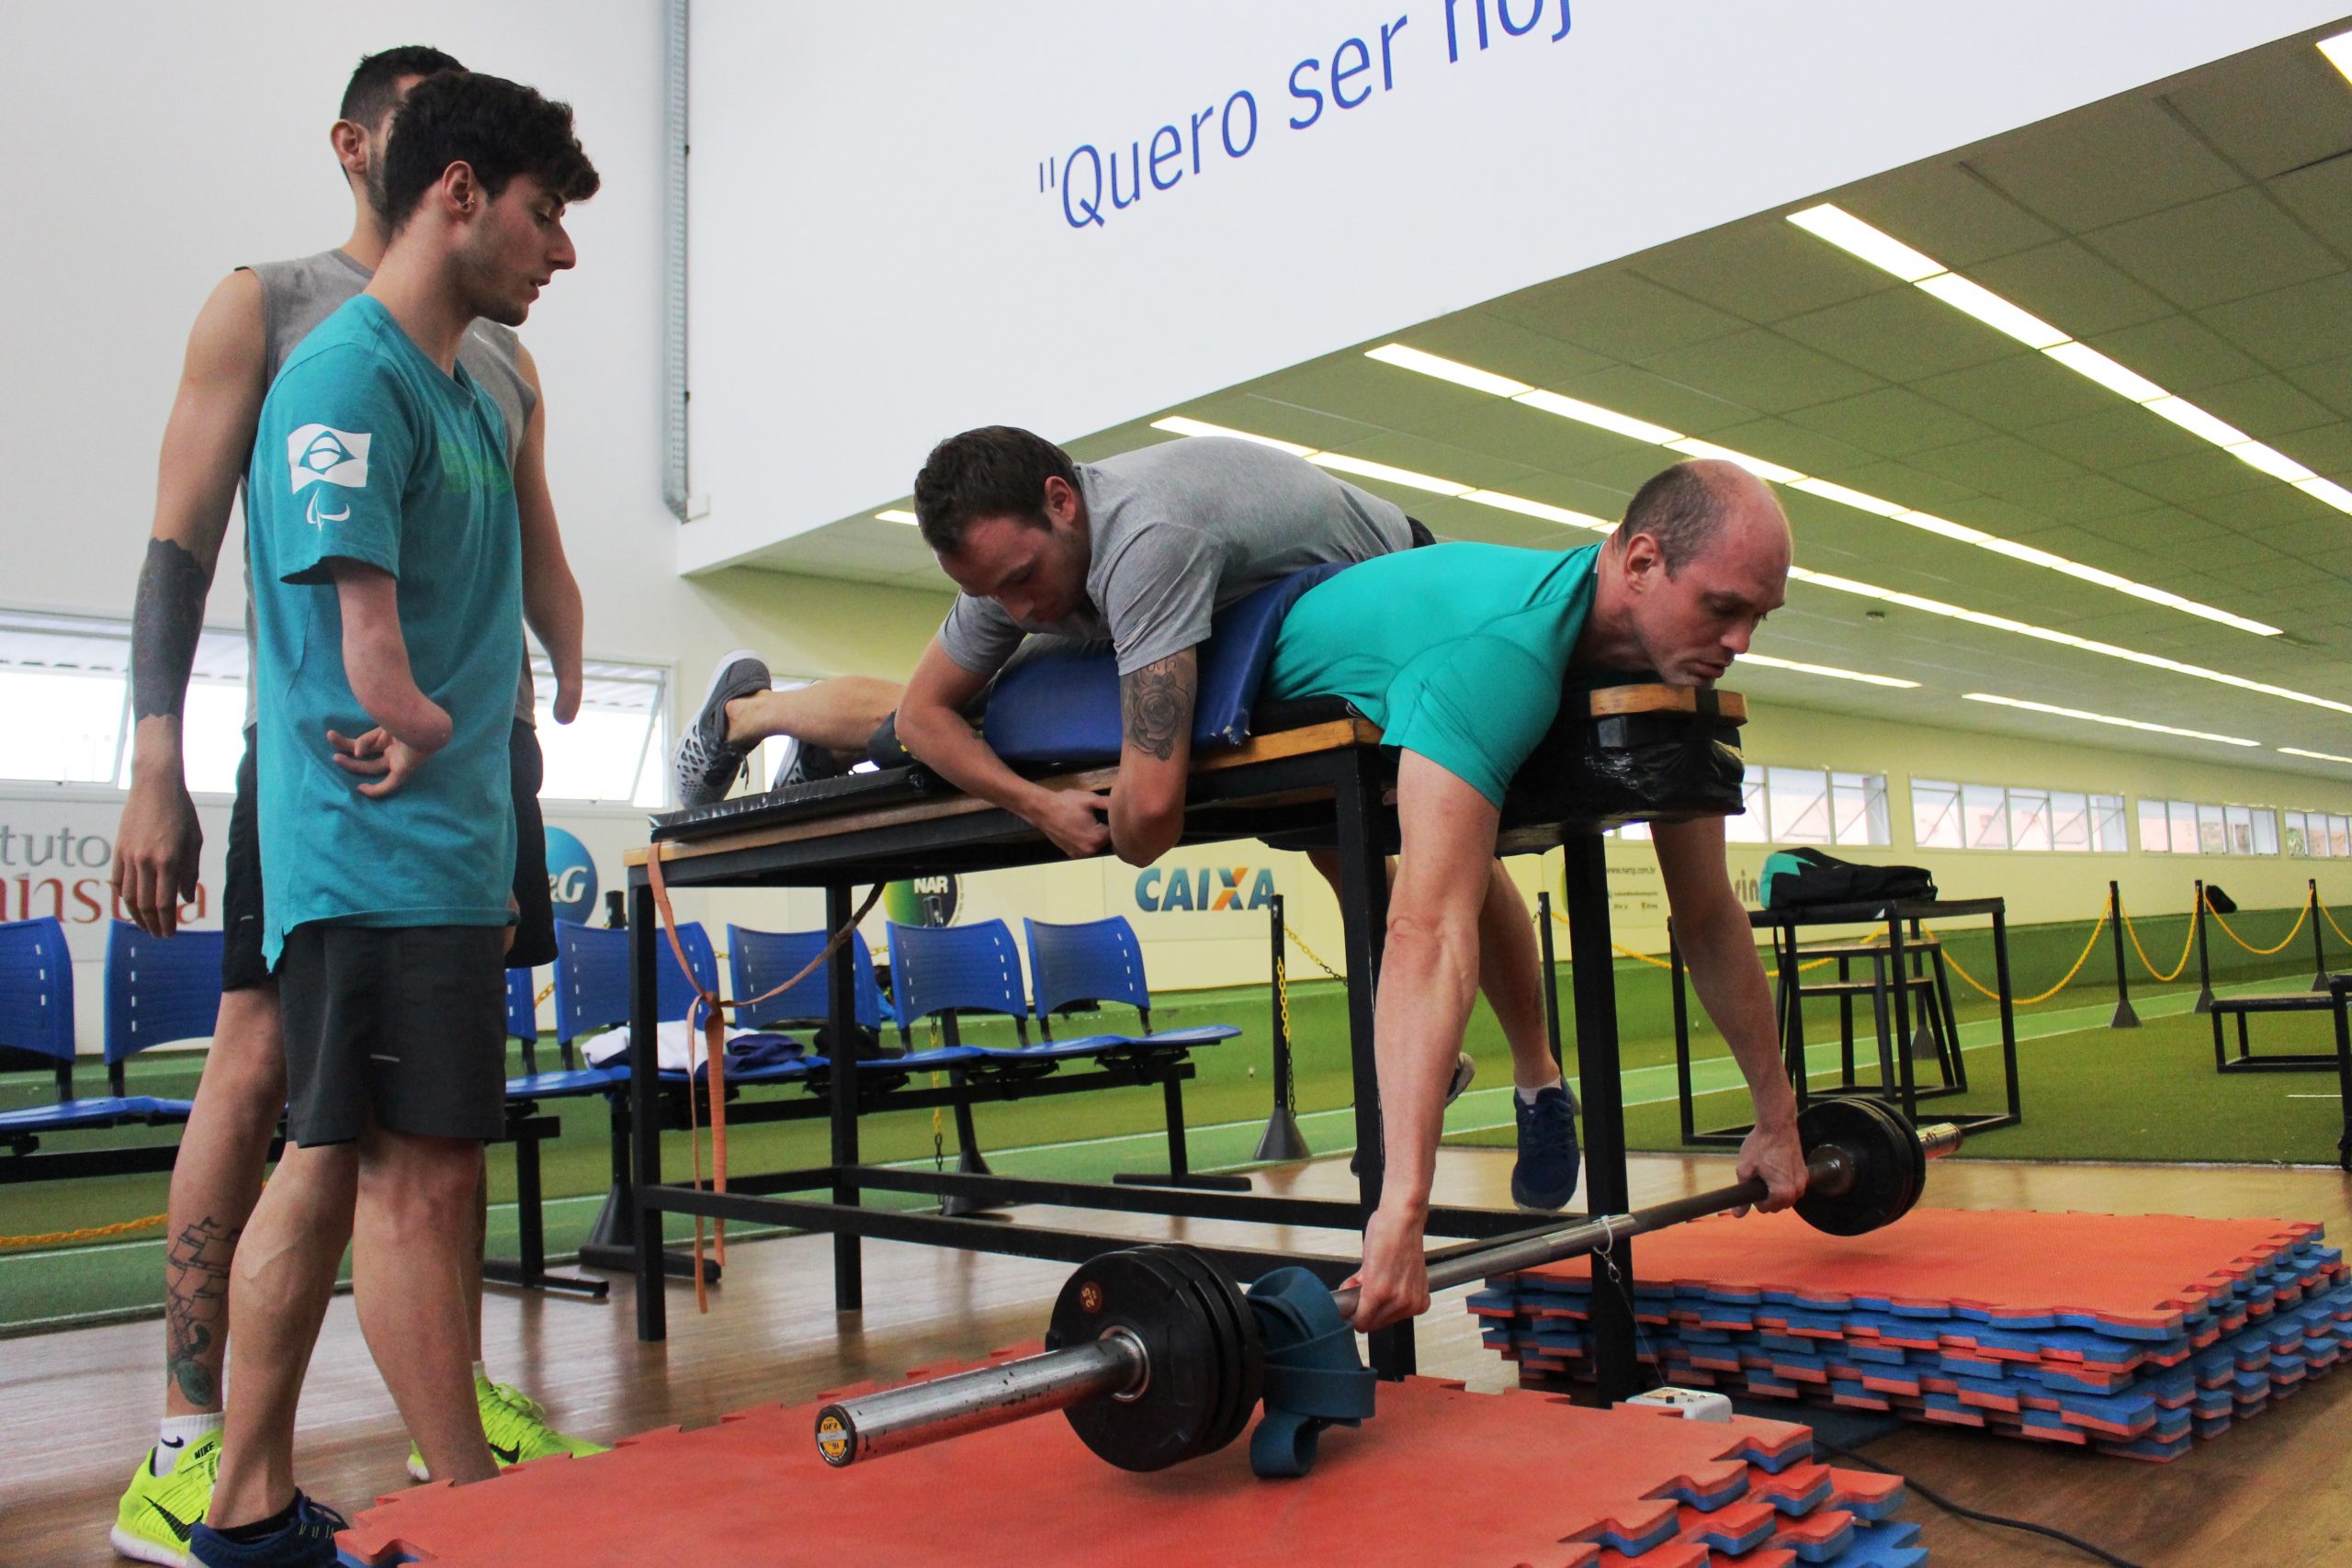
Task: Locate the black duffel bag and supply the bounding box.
[1760,847,1937,910]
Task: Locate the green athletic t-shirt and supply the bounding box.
[245,295,523,962]
[1266,541,1601,807]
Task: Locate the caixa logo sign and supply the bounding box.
[544,827,598,923]
[1134,865,1277,913]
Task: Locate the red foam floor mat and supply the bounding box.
[1511,1209,2321,1331]
[339,1356,1906,1568]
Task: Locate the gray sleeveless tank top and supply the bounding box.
[239,249,541,727]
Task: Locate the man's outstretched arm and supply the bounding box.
[1652,815,1807,1210]
[114,271,267,937]
[1109,648,1196,866]
[897,637,1109,859]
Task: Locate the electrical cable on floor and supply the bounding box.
[1590,1258,2150,1568]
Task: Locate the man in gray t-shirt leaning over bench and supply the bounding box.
[673,426,1584,1213]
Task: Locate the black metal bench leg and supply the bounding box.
[1115,1073,1250,1192]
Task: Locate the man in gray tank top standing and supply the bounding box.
[107,48,597,1567]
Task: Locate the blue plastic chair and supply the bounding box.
[727,924,885,1032]
[884,919,1028,1066]
[512,919,722,1099]
[1023,917,1242,1055]
[0,918,192,1139]
[102,921,223,1097]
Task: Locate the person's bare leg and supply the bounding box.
[206,1141,359,1529]
[1345,754,1502,1331]
[1477,862,1561,1089]
[722,675,903,758]
[160,984,288,1419]
[464,1154,488,1365]
[353,1126,497,1486]
[1306,848,1551,1084]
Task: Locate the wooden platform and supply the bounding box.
[9,1147,2352,1566]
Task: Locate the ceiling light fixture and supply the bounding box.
[1788,203,2352,521]
[875,509,918,525]
[2320,29,2352,85]
[1740,652,1920,688]
[1962,693,2259,748]
[2280,746,2352,765]
[1148,410,2350,718]
[1363,343,2279,636]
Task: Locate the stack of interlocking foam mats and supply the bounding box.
[336,1352,1928,1567]
[1469,1207,2351,1462]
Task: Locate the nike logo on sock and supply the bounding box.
[158,1437,187,1450]
[145,1499,197,1543]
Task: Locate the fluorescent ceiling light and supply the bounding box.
[1786,203,1942,281]
[1460,490,1612,531]
[1306,452,1471,496]
[1664,439,1806,484]
[1369,342,2275,636]
[2295,477,2352,514]
[1962,693,2259,748]
[1510,387,1685,446]
[874,508,918,525]
[1740,652,1919,688]
[1915,274,2067,349]
[2281,746,2352,765]
[1150,415,1316,455]
[2040,343,2167,402]
[1789,204,2349,545]
[1363,344,1531,397]
[2321,30,2352,84]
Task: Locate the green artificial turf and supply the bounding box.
[2,899,2338,1333]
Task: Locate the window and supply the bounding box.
[2284,810,2352,859]
[1918,779,2124,852]
[531,657,670,807]
[0,611,246,792]
[1611,765,1888,847]
[2141,797,2279,857]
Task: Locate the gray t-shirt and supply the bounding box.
[239,249,540,726]
[937,436,1413,679]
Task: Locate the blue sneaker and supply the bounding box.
[1510,1083,1581,1212]
[188,1492,347,1568]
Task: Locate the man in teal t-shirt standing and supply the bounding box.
[197,73,598,1568]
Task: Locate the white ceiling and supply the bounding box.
[743,23,2352,786]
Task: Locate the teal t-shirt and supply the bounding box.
[245,295,523,962]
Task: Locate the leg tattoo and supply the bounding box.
[164,1216,239,1407]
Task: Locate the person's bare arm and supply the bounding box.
[1108,649,1195,865]
[326,564,449,798]
[1653,815,1806,1211]
[896,637,1108,859]
[112,271,266,937]
[511,344,582,724]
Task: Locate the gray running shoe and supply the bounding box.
[771,736,848,791]
[673,649,770,807]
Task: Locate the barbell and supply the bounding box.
[815,1097,1961,1475]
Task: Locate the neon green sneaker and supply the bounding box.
[111,1429,220,1567]
[407,1379,608,1481]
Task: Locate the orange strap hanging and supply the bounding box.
[642,846,885,1312]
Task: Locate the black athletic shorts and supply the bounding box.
[276,921,509,1146]
[223,719,558,988]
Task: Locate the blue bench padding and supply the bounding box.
[0,1095,194,1134]
[504,1065,627,1100]
[981,563,1349,765]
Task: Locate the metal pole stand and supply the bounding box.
[2109,880,2141,1029]
[1253,896,1311,1163]
[2193,879,2216,1015]
[2312,879,2330,994]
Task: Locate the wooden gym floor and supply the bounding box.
[6,1147,2351,1567]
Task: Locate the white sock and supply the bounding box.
[472,1360,492,1389]
[153,1413,222,1475]
[1517,1075,1566,1107]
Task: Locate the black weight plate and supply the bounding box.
[1136,1247,1243,1460]
[1859,1097,1928,1220]
[1794,1098,1912,1236]
[1155,1246,1264,1456]
[1046,1248,1224,1472]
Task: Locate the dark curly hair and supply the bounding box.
[381,71,601,229]
[913,427,1080,557]
[340,46,464,131]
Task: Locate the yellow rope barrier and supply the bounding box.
[2325,897,2352,951]
[0,1213,169,1249]
[1931,896,2109,1006]
[1542,905,1839,972]
[2206,895,2312,957]
[2123,903,2198,983]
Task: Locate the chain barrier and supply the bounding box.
[1272,953,1297,1116]
[2205,892,2312,957]
[1281,921,1346,983]
[928,1018,947,1171]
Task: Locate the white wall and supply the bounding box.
[681,0,2351,571]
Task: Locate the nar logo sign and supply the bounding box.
[1134,864,1277,913]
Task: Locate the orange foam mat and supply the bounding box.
[1515,1209,2323,1332]
[341,1357,1846,1568]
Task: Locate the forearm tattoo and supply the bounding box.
[1121,653,1195,762]
[130,537,209,723]
[164,1215,239,1406]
